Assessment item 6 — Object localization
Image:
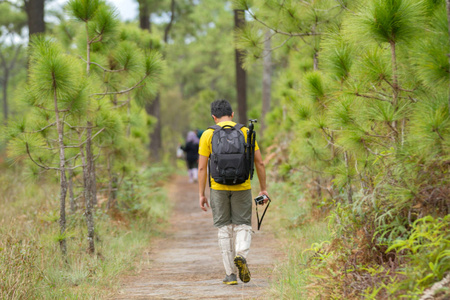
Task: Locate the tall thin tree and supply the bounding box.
[446,0,450,114]
[234,9,247,125]
[0,45,22,123]
[261,30,272,135]
[24,0,45,38]
[138,0,176,161]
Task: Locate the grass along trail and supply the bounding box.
[115,175,279,299]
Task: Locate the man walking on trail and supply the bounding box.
[198,99,269,285]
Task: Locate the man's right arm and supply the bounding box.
[254,149,269,203]
[198,155,209,211]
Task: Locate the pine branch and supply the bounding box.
[386,121,399,135]
[113,97,132,109]
[64,121,94,129]
[25,122,56,133]
[66,153,81,162]
[335,0,352,12]
[361,139,390,157]
[354,92,391,103]
[68,164,84,170]
[64,128,105,148]
[78,56,125,73]
[247,10,321,38]
[90,75,148,97]
[25,142,60,170]
[311,180,334,198]
[433,128,445,140]
[268,37,293,53]
[320,127,344,150]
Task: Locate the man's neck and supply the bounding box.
[215,116,233,124]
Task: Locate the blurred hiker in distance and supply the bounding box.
[196,128,205,139]
[180,131,199,183]
[198,99,270,285]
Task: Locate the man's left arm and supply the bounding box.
[198,155,209,211]
[254,149,269,202]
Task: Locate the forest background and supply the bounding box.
[0,0,449,299]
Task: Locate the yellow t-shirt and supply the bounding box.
[199,121,259,191]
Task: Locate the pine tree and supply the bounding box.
[0,2,27,123]
[7,37,88,256]
[234,0,448,295]
[6,0,163,257]
[67,0,162,254]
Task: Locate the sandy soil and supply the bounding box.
[115,175,279,300]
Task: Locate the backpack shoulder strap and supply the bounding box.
[208,125,222,131]
[207,125,222,188]
[234,123,244,130]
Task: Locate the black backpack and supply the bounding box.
[208,124,250,185]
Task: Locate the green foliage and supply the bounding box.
[413,7,450,90]
[349,0,425,45]
[363,215,450,298]
[0,3,26,35]
[409,93,450,156]
[0,165,171,299]
[304,72,326,102]
[28,37,85,109]
[117,167,171,221]
[321,32,354,82]
[0,236,42,299]
[68,0,101,22]
[87,2,119,40]
[247,0,450,298]
[387,216,450,291]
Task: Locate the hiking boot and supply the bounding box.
[234,255,251,283]
[223,273,238,285]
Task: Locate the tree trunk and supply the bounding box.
[106,154,117,210]
[138,0,151,31]
[138,1,164,161]
[390,41,399,141]
[24,0,45,39]
[313,50,319,71]
[85,125,96,252]
[68,168,76,213]
[53,76,67,257]
[390,41,399,107]
[2,75,8,123]
[315,177,322,199]
[446,0,450,115]
[344,151,353,204]
[234,10,247,125]
[80,143,95,255]
[390,40,399,133]
[261,30,272,136]
[145,94,162,161]
[164,0,176,43]
[82,22,95,254]
[86,24,91,74]
[86,126,97,206]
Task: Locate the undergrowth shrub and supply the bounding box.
[382,215,450,298]
[0,164,171,299]
[259,0,450,297]
[0,235,42,299]
[117,166,170,223]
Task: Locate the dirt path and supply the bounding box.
[115,175,278,300]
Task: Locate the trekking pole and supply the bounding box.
[247,119,257,180]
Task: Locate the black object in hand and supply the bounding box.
[254,195,268,206]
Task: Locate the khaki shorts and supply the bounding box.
[210,189,252,228]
